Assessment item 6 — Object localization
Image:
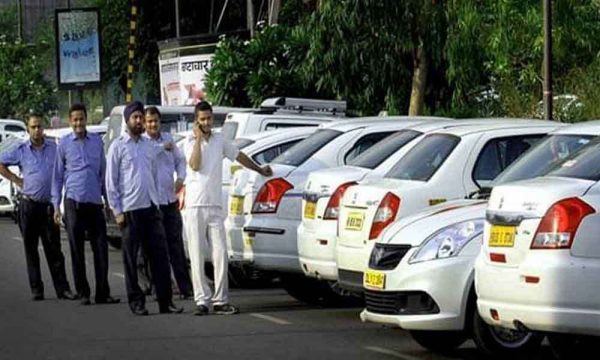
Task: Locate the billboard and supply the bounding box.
[159,52,213,106]
[55,8,102,89]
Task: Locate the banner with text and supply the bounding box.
[159,53,213,106]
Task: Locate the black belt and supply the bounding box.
[21,195,51,205]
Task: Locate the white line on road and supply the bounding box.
[249,313,292,325]
[113,272,125,279]
[364,346,422,360]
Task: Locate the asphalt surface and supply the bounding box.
[0,216,557,360]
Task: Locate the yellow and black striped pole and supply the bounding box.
[126,0,138,102]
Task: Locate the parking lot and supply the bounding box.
[0,216,562,360]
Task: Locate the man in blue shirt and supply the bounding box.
[0,114,75,301]
[52,103,119,306]
[106,101,182,316]
[143,106,193,299]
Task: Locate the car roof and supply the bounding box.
[236,127,317,142]
[552,119,600,135]
[0,119,26,126]
[428,119,561,136]
[319,116,452,132]
[110,105,254,115]
[44,125,107,137]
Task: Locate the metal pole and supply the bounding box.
[209,0,215,33]
[543,0,553,120]
[175,0,180,37]
[16,0,22,40]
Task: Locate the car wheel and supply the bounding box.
[228,263,276,289]
[472,307,543,358]
[409,330,467,354]
[548,334,595,359]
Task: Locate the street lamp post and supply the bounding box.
[543,0,553,120]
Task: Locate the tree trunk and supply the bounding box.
[268,0,282,25]
[408,44,428,116]
[247,0,255,37]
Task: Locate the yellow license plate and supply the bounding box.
[243,233,254,247]
[229,196,244,215]
[345,211,365,231]
[364,270,386,290]
[304,201,316,219]
[489,225,516,247]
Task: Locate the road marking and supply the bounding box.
[249,313,292,325]
[364,346,422,360]
[113,272,125,279]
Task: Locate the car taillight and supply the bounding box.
[369,192,401,240]
[251,178,293,214]
[323,182,357,220]
[531,197,594,249]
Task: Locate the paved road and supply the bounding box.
[0,217,556,360]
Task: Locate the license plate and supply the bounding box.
[345,211,365,231]
[489,225,516,247]
[243,233,254,247]
[304,201,316,219]
[364,270,385,290]
[229,196,244,215]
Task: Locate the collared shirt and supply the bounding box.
[52,132,106,209]
[143,132,186,205]
[106,132,161,215]
[182,132,239,208]
[0,138,56,202]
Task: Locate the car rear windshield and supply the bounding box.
[347,130,422,169]
[385,133,460,181]
[545,138,600,181]
[222,121,238,141]
[492,134,595,185]
[233,138,255,150]
[271,129,343,167]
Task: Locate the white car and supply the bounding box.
[335,120,561,293]
[0,132,28,216]
[229,117,446,301]
[359,122,600,357]
[476,131,600,357]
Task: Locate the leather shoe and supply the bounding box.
[58,290,77,300]
[32,293,44,301]
[131,306,149,316]
[95,296,120,304]
[160,302,184,314]
[80,296,91,305]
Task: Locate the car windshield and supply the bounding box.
[233,138,255,149]
[385,133,460,181]
[545,137,600,181]
[271,129,342,167]
[0,135,25,153]
[222,122,238,141]
[347,130,422,169]
[492,134,595,186]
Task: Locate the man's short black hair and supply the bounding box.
[144,106,161,119]
[194,101,213,115]
[69,103,87,117]
[24,113,44,126]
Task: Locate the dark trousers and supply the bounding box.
[64,198,111,300]
[121,206,172,311]
[19,199,70,297]
[161,202,192,296]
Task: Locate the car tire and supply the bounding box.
[409,330,467,354]
[472,307,543,358]
[548,334,595,359]
[228,263,276,289]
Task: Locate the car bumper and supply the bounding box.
[475,252,600,336]
[225,217,252,263]
[336,242,373,289]
[297,221,338,280]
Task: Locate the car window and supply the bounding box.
[473,135,545,185]
[271,129,343,167]
[252,139,303,165]
[546,138,600,181]
[492,134,595,186]
[5,124,25,132]
[348,130,422,169]
[385,134,460,182]
[222,122,239,140]
[158,113,181,134]
[344,131,396,163]
[264,122,318,130]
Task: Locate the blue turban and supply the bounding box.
[124,101,144,121]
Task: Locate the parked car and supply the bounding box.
[359,121,600,357]
[222,97,345,141]
[335,120,561,293]
[231,117,447,303]
[0,132,28,217]
[476,126,600,358]
[0,119,26,144]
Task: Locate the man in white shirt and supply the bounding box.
[183,101,272,315]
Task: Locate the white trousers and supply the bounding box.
[183,206,229,306]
